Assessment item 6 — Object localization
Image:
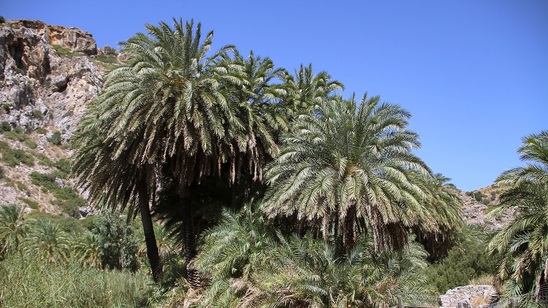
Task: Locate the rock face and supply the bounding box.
[0,19,103,139]
[438,285,498,308]
[458,189,514,230]
[0,19,106,209]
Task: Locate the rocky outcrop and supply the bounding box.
[458,190,514,230]
[0,19,106,210]
[0,19,103,139]
[7,19,97,55]
[438,285,498,308]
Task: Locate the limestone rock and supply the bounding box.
[438,285,498,308]
[0,19,104,211]
[0,19,103,137]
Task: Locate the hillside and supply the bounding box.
[0,19,116,217]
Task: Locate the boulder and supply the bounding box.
[438,285,498,308]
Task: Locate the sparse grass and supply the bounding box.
[18,197,40,210]
[0,141,34,166]
[15,181,29,194]
[35,127,48,135]
[51,44,82,58]
[35,152,55,166]
[29,171,86,217]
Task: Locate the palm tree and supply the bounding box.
[23,220,70,264]
[488,131,548,301]
[0,204,27,258]
[74,19,289,285]
[411,173,463,261]
[262,94,438,253]
[74,18,238,282]
[281,63,344,117]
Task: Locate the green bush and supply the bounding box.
[92,213,139,271]
[35,127,47,135]
[32,109,43,119]
[35,153,54,166]
[0,16,5,24]
[421,225,497,294]
[0,121,11,132]
[13,149,34,166]
[0,166,4,179]
[48,131,62,145]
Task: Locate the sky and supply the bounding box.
[3,0,547,191]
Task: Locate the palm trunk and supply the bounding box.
[137,178,163,283]
[180,189,201,288]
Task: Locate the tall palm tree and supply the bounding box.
[488,131,548,301]
[74,19,288,285]
[74,18,237,282]
[262,94,438,253]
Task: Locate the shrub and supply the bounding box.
[35,153,54,166]
[48,131,62,145]
[92,213,139,271]
[23,138,37,149]
[35,127,47,135]
[32,109,43,119]
[0,16,5,24]
[55,158,72,175]
[15,181,29,193]
[51,44,80,57]
[421,225,497,294]
[0,121,11,132]
[0,166,4,179]
[3,130,26,142]
[13,149,34,166]
[26,211,84,233]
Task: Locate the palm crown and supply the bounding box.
[262,94,442,252]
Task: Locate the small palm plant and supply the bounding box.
[23,220,70,264]
[0,204,28,258]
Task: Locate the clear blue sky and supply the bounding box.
[4,0,547,191]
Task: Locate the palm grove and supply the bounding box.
[2,18,546,306]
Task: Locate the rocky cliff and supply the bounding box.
[0,19,114,213]
[0,19,102,137]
